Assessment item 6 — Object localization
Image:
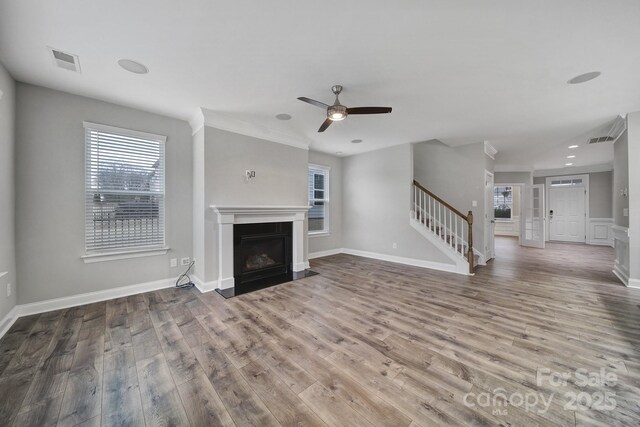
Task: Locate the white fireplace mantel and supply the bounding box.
[210,205,310,290]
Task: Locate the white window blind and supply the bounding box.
[308,165,329,234]
[84,122,166,253]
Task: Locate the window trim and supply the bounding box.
[83,121,167,258]
[308,163,330,236]
[81,247,170,264]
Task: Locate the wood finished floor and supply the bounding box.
[1,237,639,426]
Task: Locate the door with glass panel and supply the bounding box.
[520,184,545,248]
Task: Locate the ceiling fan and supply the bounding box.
[298,85,392,132]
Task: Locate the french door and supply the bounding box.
[520,184,545,248]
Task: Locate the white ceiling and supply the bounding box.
[1,0,639,170]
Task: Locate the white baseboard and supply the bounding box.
[308,248,343,259]
[192,275,218,293]
[0,305,19,340]
[341,248,459,274]
[0,277,179,340]
[627,278,640,289]
[309,246,461,275]
[613,268,629,286]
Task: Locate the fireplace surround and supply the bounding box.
[211,205,310,293]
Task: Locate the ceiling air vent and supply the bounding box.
[588,136,614,144]
[588,115,626,144]
[48,47,81,73]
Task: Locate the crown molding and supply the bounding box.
[188,108,311,150]
[189,108,205,136]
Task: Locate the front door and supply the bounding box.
[549,186,586,242]
[521,184,545,248]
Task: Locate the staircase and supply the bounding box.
[410,180,477,275]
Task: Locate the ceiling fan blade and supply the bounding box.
[347,106,392,115]
[298,97,329,109]
[318,118,333,132]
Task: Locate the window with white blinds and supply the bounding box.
[308,164,330,234]
[84,122,166,253]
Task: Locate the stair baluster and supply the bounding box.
[412,180,475,274]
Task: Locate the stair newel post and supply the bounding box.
[466,210,474,274]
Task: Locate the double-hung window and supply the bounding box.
[494,185,513,220]
[84,122,166,255]
[308,164,330,234]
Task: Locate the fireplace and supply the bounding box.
[234,222,292,290]
[210,205,314,297]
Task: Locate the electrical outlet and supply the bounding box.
[624,208,629,217]
[6,283,11,297]
[392,242,397,249]
[472,200,478,207]
[170,258,178,268]
[181,257,191,266]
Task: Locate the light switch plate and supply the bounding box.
[623,208,629,217]
[472,200,478,207]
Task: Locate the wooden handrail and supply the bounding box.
[413,180,475,274]
[413,180,470,222]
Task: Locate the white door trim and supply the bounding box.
[545,174,589,243]
[484,170,495,260]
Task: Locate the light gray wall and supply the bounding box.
[534,171,613,219]
[342,144,452,265]
[613,130,629,227]
[308,151,342,254]
[494,171,532,185]
[15,83,193,304]
[200,126,309,281]
[589,171,613,218]
[192,127,205,279]
[413,140,491,257]
[0,62,16,322]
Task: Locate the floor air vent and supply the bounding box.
[48,47,81,73]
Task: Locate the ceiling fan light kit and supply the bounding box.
[298,84,392,132]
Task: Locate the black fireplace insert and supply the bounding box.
[233,222,292,293]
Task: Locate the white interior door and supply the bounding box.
[521,184,545,248]
[484,171,495,260]
[549,186,586,242]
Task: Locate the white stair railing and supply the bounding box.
[412,180,474,274]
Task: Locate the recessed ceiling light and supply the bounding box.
[568,145,579,149]
[335,151,343,155]
[567,155,576,158]
[565,163,573,166]
[275,113,292,120]
[351,139,362,144]
[118,59,149,74]
[567,71,601,84]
